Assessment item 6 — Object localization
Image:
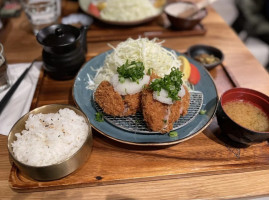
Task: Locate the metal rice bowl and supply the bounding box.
[7,104,93,181]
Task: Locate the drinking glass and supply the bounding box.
[21,0,61,35]
[0,43,10,92]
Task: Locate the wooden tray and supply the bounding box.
[9,116,269,192]
[87,15,207,42]
[8,61,269,192]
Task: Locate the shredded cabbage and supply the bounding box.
[89,37,182,90]
[100,0,160,21]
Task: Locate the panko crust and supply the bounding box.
[94,81,141,116]
[94,81,125,116]
[180,85,190,116]
[141,85,190,133]
[123,93,141,116]
[141,89,168,133]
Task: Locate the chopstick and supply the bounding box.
[0,60,37,115]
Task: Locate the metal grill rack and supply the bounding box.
[93,91,203,134]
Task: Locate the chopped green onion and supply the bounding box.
[169,131,178,137]
[150,67,183,101]
[200,109,207,115]
[95,112,104,122]
[135,119,142,124]
[119,77,125,83]
[117,60,145,82]
[147,68,153,75]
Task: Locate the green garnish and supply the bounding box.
[169,131,178,137]
[117,60,145,83]
[95,112,104,122]
[147,68,153,75]
[199,109,207,115]
[150,67,183,101]
[135,119,142,124]
[119,76,125,83]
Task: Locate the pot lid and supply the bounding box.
[36,24,81,47]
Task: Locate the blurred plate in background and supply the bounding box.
[79,0,165,26]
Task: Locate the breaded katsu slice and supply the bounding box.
[94,81,124,116]
[94,81,141,116]
[142,67,190,133]
[94,60,150,117]
[178,85,190,116]
[142,85,190,133]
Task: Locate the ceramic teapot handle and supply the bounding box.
[80,26,89,53]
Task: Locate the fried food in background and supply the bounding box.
[142,85,190,133]
[94,81,140,116]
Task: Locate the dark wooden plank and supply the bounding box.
[87,15,206,43]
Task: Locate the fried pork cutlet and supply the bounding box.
[94,81,141,116]
[142,85,190,133]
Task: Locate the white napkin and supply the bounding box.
[0,62,42,135]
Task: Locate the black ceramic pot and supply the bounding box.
[36,24,88,80]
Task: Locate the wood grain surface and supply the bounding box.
[9,120,269,192]
[1,1,269,199]
[86,15,206,42]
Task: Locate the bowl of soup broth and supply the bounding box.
[216,88,269,147]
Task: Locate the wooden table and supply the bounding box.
[1,3,269,199]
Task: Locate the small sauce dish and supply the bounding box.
[187,44,224,70]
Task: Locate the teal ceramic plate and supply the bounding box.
[73,49,218,146]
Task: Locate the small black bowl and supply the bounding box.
[187,44,224,70]
[216,88,269,147]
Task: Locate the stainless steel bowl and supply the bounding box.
[7,104,93,181]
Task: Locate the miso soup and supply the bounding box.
[223,100,269,132]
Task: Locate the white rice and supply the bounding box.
[11,108,89,167]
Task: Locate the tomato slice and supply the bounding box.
[88,3,100,17]
[189,63,201,85]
